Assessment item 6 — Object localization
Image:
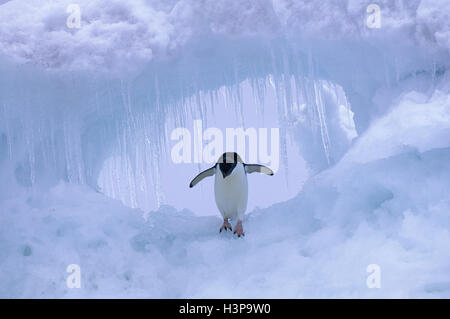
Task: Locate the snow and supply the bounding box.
[0,0,450,298]
[344,89,450,163]
[2,92,450,297]
[1,0,450,71]
[0,154,449,298]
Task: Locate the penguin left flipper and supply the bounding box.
[244,164,274,176]
[189,166,216,188]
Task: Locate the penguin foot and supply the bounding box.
[233,220,245,237]
[220,219,232,232]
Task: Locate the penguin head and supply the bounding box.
[217,152,243,179]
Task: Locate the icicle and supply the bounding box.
[314,82,331,165]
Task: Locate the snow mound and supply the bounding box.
[345,89,450,163]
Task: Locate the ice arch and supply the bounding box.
[0,18,449,212]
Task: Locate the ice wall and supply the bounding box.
[0,0,449,212]
[0,53,355,211]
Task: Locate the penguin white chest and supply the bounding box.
[214,163,248,220]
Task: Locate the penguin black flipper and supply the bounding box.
[189,166,216,188]
[244,164,274,176]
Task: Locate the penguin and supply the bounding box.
[189,152,274,237]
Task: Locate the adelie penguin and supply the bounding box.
[189,152,274,237]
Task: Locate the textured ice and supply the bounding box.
[1,0,450,70]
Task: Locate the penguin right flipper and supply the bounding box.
[189,166,216,188]
[244,164,274,176]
